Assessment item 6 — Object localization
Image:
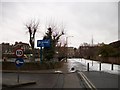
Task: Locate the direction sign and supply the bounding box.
[37,39,50,47]
[15,58,24,67]
[15,48,24,57]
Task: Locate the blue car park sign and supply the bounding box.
[37,39,50,47]
[15,58,24,67]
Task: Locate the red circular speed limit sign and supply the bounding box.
[15,48,24,57]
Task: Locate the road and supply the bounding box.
[2,58,87,89]
[2,72,87,88]
[2,58,120,89]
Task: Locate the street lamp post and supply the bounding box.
[66,36,73,62]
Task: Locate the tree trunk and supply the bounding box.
[32,48,35,62]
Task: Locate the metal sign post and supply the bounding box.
[37,39,50,64]
[15,58,24,83]
[15,48,24,83]
[17,67,20,83]
[40,47,42,63]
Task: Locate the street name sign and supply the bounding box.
[37,39,50,63]
[37,39,50,47]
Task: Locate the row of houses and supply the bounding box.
[1,42,30,54]
[0,42,39,59]
[77,40,120,64]
[0,42,76,59]
[1,40,119,61]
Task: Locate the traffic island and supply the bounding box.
[2,81,36,88]
[2,60,65,71]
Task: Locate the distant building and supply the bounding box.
[67,47,75,58]
[1,43,14,54]
[55,46,75,60]
[1,42,31,58]
[55,46,66,60]
[109,40,120,48]
[14,42,30,51]
[0,43,14,58]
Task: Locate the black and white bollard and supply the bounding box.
[99,62,101,71]
[92,60,93,66]
[87,63,89,71]
[111,63,114,70]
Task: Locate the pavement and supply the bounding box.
[2,81,36,88]
[1,60,120,89]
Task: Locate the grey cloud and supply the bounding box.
[0,2,118,48]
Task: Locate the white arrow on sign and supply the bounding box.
[16,60,24,64]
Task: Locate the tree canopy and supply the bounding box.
[43,27,64,61]
[99,44,119,57]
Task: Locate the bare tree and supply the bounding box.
[26,20,39,62]
[43,21,65,61]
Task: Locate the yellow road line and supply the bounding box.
[79,72,97,90]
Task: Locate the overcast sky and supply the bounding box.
[0,0,119,48]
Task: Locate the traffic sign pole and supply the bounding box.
[15,48,24,83]
[15,58,24,83]
[40,47,42,63]
[17,67,20,83]
[37,39,50,64]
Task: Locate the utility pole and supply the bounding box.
[66,37,68,62]
[91,35,94,66]
[91,35,93,46]
[66,36,73,62]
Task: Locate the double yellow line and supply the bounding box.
[78,72,97,90]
